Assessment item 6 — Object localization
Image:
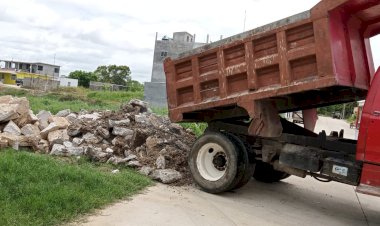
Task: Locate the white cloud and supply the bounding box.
[0,0,379,82]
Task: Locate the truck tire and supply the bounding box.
[225,133,255,190]
[189,132,239,193]
[253,161,290,183]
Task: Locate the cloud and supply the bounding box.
[0,0,378,82]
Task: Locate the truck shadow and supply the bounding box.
[212,177,380,226]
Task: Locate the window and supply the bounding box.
[11,75,16,80]
[160,51,168,57]
[187,36,189,42]
[54,68,60,73]
[37,65,43,71]
[68,82,71,87]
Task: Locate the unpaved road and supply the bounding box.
[77,117,380,226]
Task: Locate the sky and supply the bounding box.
[0,0,379,83]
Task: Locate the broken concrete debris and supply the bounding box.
[0,96,196,185]
[3,120,21,136]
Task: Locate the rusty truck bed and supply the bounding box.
[164,0,380,136]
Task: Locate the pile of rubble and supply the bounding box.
[0,95,196,184]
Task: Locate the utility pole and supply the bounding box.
[243,10,247,31]
[342,103,346,119]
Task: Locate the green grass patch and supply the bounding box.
[87,90,143,104]
[180,122,207,137]
[0,150,151,226]
[151,107,169,116]
[0,87,142,114]
[151,108,206,137]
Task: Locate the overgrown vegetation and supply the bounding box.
[68,65,144,92]
[0,149,151,226]
[151,107,206,137]
[318,102,357,119]
[0,87,143,114]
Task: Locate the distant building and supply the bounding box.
[144,32,206,107]
[59,77,78,87]
[0,60,60,85]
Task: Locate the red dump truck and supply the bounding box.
[163,0,380,196]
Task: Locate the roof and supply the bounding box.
[0,59,60,67]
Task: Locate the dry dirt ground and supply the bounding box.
[75,116,380,226]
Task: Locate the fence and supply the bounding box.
[89,81,128,91]
[23,77,60,91]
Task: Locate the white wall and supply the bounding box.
[59,78,78,87]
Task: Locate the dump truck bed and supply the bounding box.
[164,0,379,127]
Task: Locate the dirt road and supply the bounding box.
[77,117,380,226]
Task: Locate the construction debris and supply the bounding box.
[0,96,196,185]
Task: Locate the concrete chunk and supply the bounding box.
[67,146,84,156]
[97,126,110,139]
[48,116,70,129]
[56,109,71,117]
[0,106,18,122]
[134,114,151,124]
[0,95,13,104]
[150,169,182,184]
[156,155,166,169]
[108,119,130,128]
[50,144,67,156]
[37,110,52,130]
[139,166,153,176]
[65,113,77,123]
[47,129,69,145]
[3,121,21,136]
[72,137,84,146]
[21,124,40,136]
[112,127,134,137]
[127,160,142,168]
[40,122,60,138]
[63,141,73,148]
[35,139,49,153]
[78,113,100,121]
[129,99,148,112]
[83,132,102,144]
[10,97,31,127]
[28,110,38,123]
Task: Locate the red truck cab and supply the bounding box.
[357,67,380,196]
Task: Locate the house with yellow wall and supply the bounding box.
[0,60,60,85]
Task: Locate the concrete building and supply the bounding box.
[1,60,60,77]
[144,32,205,107]
[59,77,78,87]
[0,60,60,85]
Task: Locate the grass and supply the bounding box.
[151,107,207,137]
[0,149,151,226]
[0,87,143,114]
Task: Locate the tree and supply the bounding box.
[68,70,98,88]
[94,65,131,86]
[127,80,144,92]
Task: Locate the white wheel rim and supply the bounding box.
[196,142,227,181]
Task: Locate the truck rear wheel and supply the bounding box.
[189,132,239,193]
[225,133,255,190]
[253,161,290,183]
